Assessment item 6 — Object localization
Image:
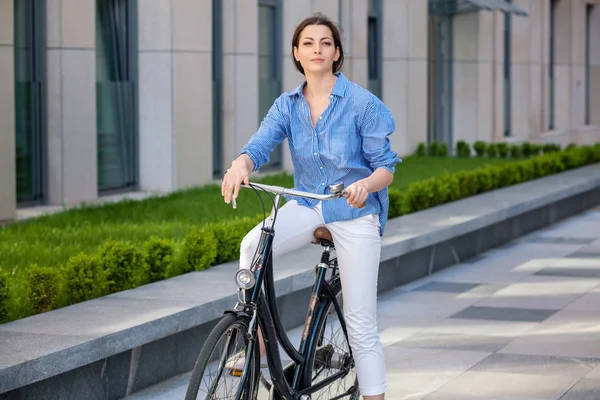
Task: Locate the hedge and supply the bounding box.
[1,143,599,323]
[421,139,568,159]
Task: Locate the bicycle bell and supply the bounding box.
[328,182,344,195]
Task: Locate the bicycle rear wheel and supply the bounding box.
[185,313,260,400]
[306,275,360,400]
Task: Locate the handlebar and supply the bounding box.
[232,181,365,209]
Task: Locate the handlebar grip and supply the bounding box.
[342,189,366,208]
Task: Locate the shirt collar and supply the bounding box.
[290,72,348,98]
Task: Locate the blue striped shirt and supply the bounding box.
[240,72,401,236]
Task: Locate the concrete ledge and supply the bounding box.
[1,164,600,399]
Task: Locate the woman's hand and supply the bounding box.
[222,156,252,204]
[345,181,369,208]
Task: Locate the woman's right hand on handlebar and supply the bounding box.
[222,156,252,204]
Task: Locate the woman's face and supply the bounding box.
[294,24,339,76]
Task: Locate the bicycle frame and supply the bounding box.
[226,184,353,400]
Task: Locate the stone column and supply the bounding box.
[138,0,213,193]
[553,0,574,130]
[0,1,15,221]
[221,0,259,170]
[172,0,213,189]
[382,0,428,155]
[339,0,368,88]
[508,0,546,139]
[452,10,497,143]
[46,0,97,205]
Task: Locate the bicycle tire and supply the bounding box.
[305,274,360,400]
[185,313,260,400]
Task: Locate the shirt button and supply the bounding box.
[322,182,325,185]
[320,166,323,169]
[329,95,333,99]
[319,116,322,119]
[314,152,317,155]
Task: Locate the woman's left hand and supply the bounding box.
[345,181,369,208]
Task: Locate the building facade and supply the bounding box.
[1,0,599,222]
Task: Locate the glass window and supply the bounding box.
[14,0,45,205]
[549,0,556,130]
[258,0,282,170]
[504,7,512,137]
[368,0,382,99]
[96,0,138,193]
[427,11,453,147]
[213,0,223,177]
[585,4,593,125]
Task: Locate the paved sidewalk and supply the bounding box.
[126,206,600,400]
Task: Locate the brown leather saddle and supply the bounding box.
[312,227,335,247]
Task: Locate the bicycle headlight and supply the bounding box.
[235,269,256,290]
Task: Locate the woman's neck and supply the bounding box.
[303,72,338,99]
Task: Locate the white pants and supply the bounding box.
[239,200,387,396]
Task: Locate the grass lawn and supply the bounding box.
[0,156,519,277]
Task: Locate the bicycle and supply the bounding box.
[185,181,361,400]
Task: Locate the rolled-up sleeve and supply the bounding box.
[239,95,289,172]
[359,97,402,173]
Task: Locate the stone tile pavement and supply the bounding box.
[125,206,600,399]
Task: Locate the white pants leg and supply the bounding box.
[327,214,386,396]
[239,200,324,270]
[239,200,386,396]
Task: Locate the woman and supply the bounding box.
[222,13,400,400]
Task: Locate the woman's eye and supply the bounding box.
[322,42,332,46]
[303,42,312,46]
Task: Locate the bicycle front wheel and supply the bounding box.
[306,275,360,400]
[185,313,260,400]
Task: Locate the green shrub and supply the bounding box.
[456,140,471,157]
[486,143,499,158]
[497,142,509,158]
[473,167,494,193]
[438,142,449,157]
[404,179,434,212]
[99,240,145,292]
[437,173,461,202]
[530,143,542,156]
[542,143,561,154]
[496,164,522,187]
[560,148,587,169]
[429,141,448,157]
[62,253,108,304]
[521,141,533,157]
[27,264,60,314]
[473,141,487,157]
[0,270,10,323]
[415,142,427,156]
[593,143,600,161]
[566,143,577,150]
[454,170,479,198]
[388,189,404,218]
[509,144,522,158]
[144,237,175,283]
[178,227,218,272]
[211,216,261,265]
[514,159,535,181]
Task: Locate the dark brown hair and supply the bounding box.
[291,13,344,75]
